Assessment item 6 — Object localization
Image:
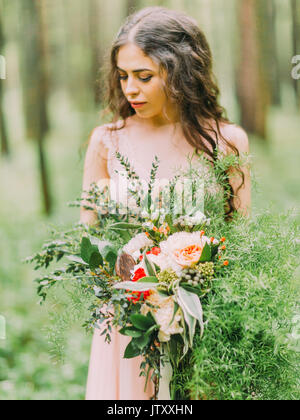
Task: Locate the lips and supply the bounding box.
[130,102,147,109]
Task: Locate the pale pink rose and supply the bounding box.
[173,244,203,267]
[160,231,210,269]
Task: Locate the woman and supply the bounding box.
[81,6,251,400]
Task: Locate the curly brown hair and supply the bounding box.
[100,6,245,220]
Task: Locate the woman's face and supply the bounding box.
[117,43,178,125]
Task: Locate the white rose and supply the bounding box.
[123,233,154,257]
[141,291,183,342]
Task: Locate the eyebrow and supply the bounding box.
[117,66,153,73]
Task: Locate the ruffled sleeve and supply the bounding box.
[80,124,119,224]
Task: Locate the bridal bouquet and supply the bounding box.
[113,225,229,398]
[26,151,300,400]
[27,152,229,398]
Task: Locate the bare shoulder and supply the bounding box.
[87,120,124,157]
[219,122,249,155]
[88,123,111,147]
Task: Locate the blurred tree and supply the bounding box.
[19,0,52,214]
[236,0,270,139]
[259,0,281,106]
[88,0,104,105]
[291,0,300,107]
[0,1,9,157]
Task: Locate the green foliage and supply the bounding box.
[24,146,300,400]
[173,210,300,400]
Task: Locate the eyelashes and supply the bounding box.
[118,75,153,83]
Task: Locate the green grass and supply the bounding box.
[0,99,299,399]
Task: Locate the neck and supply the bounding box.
[131,113,180,129]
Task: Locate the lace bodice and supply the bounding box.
[89,120,220,212]
[96,120,203,177]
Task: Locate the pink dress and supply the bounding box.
[85,120,205,400]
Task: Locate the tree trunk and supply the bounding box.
[236,0,270,139]
[291,0,300,107]
[19,0,52,214]
[88,0,104,105]
[262,0,281,106]
[0,3,9,157]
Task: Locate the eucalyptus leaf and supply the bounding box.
[113,282,158,292]
[133,334,151,350]
[168,302,179,327]
[102,245,118,269]
[178,287,204,337]
[81,237,93,263]
[117,230,132,242]
[179,308,190,361]
[81,237,102,267]
[177,297,196,347]
[89,237,112,253]
[124,340,141,359]
[180,282,201,295]
[119,326,143,338]
[199,242,212,262]
[137,276,158,283]
[130,314,155,331]
[143,251,156,277]
[145,324,159,337]
[66,255,88,265]
[157,289,170,298]
[89,251,103,270]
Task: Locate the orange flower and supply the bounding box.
[220,237,226,242]
[218,255,221,260]
[145,232,150,237]
[200,230,205,236]
[223,260,229,266]
[210,237,215,243]
[221,245,226,250]
[153,226,158,232]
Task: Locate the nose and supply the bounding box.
[124,76,139,97]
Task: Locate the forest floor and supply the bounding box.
[0,104,299,400]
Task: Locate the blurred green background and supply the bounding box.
[0,0,299,400]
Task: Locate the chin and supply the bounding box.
[138,110,160,119]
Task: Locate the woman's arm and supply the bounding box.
[225,125,251,218]
[80,127,110,226]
